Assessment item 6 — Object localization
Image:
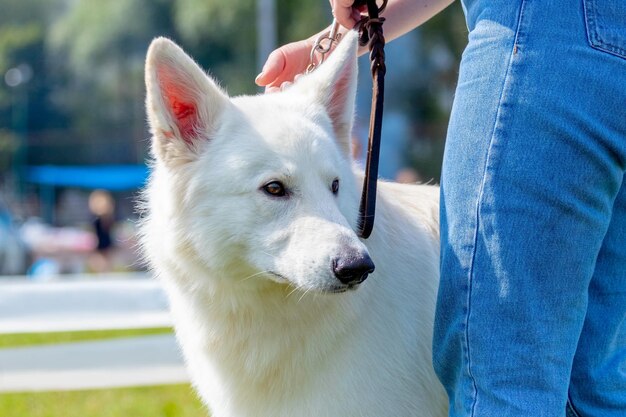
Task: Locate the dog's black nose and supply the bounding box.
[332,252,375,285]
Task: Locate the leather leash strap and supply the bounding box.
[354,0,387,238]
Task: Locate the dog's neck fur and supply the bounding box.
[159,247,372,410]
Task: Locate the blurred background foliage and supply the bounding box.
[0,0,466,186]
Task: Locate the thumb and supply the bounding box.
[255,48,286,86]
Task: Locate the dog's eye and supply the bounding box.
[331,179,339,195]
[263,181,287,197]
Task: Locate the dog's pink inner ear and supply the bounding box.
[157,66,199,144]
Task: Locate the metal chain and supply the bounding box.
[306,19,342,73]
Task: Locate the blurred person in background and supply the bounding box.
[256,0,626,416]
[395,167,421,184]
[0,199,29,275]
[88,189,115,272]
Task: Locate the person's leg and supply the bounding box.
[568,177,626,417]
[435,0,626,416]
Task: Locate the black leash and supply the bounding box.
[307,0,387,239]
[353,0,387,238]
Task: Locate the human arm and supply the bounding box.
[255,0,455,91]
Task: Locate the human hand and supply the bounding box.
[254,39,313,93]
[255,1,367,93]
[330,0,366,30]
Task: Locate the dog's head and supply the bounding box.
[144,32,374,294]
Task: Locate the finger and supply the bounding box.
[255,48,287,86]
[334,8,357,29]
[336,0,356,7]
[280,81,292,90]
[332,1,358,29]
[258,40,313,87]
[266,68,305,88]
[265,85,281,93]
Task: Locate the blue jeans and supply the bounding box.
[434,1,626,416]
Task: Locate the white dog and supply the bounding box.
[141,31,447,417]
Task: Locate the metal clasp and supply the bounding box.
[306,18,342,73]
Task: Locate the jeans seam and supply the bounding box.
[464,1,528,415]
[582,0,626,59]
[566,394,583,417]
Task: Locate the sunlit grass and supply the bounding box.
[0,384,207,417]
[0,328,201,416]
[0,327,173,349]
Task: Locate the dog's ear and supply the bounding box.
[291,31,359,157]
[145,37,228,165]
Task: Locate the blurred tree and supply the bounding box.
[0,0,467,181]
[0,24,40,108]
[277,0,329,41]
[0,0,66,173]
[401,2,467,181]
[172,0,328,94]
[36,0,330,165]
[47,0,174,164]
[171,0,257,94]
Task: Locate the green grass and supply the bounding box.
[0,328,200,417]
[0,384,207,417]
[0,327,173,349]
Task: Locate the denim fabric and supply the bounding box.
[434,1,626,416]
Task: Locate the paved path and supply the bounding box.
[0,334,188,392]
[0,274,172,333]
[0,275,187,392]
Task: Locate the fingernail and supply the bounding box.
[255,72,264,84]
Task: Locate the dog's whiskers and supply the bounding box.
[285,285,301,300]
[260,250,278,259]
[239,270,271,283]
[298,287,312,303]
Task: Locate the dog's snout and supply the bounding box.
[332,251,375,285]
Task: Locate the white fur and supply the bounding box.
[141,31,448,417]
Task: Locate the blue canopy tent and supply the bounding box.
[27,165,149,190]
[25,165,149,223]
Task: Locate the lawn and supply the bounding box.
[0,327,173,349]
[0,385,207,417]
[0,328,207,417]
